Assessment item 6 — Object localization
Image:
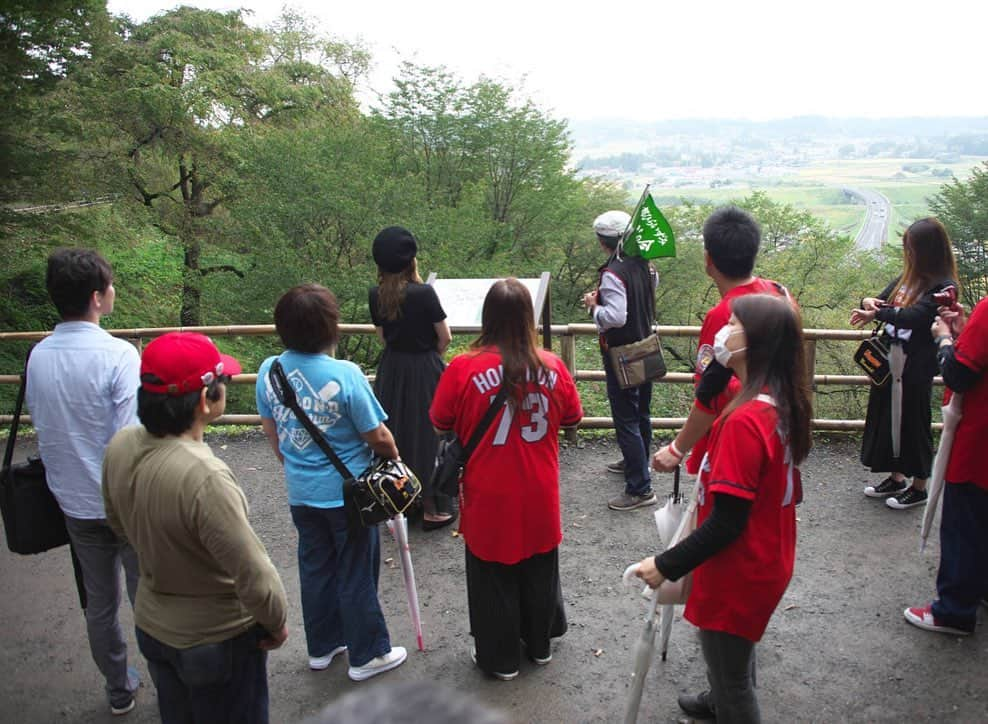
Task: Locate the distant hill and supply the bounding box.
[569,116,988,147]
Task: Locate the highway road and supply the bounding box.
[847,187,891,251]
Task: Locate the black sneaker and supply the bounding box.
[677,690,716,720]
[863,476,907,498]
[886,486,928,510]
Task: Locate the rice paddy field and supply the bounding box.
[657,156,988,243]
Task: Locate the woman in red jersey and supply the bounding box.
[430,278,583,681]
[636,294,812,723]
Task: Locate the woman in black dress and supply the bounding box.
[369,226,454,530]
[851,217,959,510]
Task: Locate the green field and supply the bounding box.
[654,156,988,243]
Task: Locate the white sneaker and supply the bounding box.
[347,646,407,681]
[110,698,136,716]
[470,647,519,681]
[309,645,347,671]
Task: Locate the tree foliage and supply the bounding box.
[929,161,988,306]
[0,0,111,201]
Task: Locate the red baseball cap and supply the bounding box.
[141,332,242,396]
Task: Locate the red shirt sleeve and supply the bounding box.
[694,301,731,414]
[552,356,584,426]
[429,356,462,431]
[954,299,988,373]
[706,407,768,502]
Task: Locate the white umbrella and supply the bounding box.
[620,467,694,722]
[920,393,963,552]
[385,513,424,652]
[622,564,660,724]
[653,466,685,662]
[889,342,907,459]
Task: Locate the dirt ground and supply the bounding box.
[1,431,986,723]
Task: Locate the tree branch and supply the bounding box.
[200,264,245,278]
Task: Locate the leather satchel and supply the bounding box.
[1,347,70,555]
[609,333,667,389]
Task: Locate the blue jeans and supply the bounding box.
[602,351,653,496]
[931,481,988,631]
[289,505,391,666]
[136,626,269,724]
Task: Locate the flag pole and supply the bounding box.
[619,184,651,260]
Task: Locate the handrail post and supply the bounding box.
[804,338,817,409]
[560,331,577,443]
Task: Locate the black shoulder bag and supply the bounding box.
[430,386,509,499]
[1,346,70,554]
[853,308,899,386]
[268,359,420,527]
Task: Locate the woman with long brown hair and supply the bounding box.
[369,226,454,530]
[852,217,959,510]
[430,278,582,681]
[636,293,811,722]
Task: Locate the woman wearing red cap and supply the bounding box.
[369,226,454,531]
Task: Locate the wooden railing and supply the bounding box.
[0,323,941,431]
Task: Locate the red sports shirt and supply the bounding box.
[687,277,789,474]
[946,298,988,490]
[684,397,799,642]
[429,348,583,564]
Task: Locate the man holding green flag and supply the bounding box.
[584,206,660,511]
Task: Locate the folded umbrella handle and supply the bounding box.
[622,563,654,600]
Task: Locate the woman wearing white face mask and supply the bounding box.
[636,294,812,723]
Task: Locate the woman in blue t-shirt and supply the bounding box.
[257,283,407,682]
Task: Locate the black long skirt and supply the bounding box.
[465,546,567,675]
[374,347,447,510]
[860,376,933,479]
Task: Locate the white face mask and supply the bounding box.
[713,325,746,367]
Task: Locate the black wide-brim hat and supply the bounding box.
[373,226,418,273]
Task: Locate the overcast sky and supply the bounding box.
[105,0,986,122]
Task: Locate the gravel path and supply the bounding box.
[1,432,985,723]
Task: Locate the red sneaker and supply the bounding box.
[903,605,973,636]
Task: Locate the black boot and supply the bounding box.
[677,690,716,720]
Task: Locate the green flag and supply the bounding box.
[623,194,676,259]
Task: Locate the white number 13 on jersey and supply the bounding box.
[491,392,549,444]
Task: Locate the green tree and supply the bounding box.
[54,7,364,325]
[929,161,988,306]
[0,0,111,201]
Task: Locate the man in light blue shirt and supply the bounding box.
[25,248,142,716]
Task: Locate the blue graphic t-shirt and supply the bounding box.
[256,351,387,508]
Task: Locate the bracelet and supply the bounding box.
[668,440,684,459]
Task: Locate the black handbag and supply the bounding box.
[268,360,420,527]
[854,312,897,387]
[430,386,508,499]
[1,347,70,555]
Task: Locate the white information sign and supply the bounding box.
[429,276,547,329]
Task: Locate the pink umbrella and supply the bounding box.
[386,513,424,651]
